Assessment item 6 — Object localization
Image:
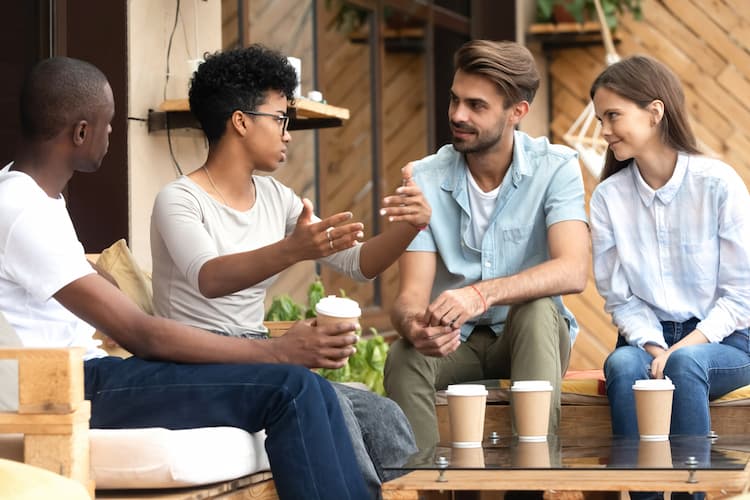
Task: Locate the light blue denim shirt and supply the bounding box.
[590,153,750,350]
[407,131,588,344]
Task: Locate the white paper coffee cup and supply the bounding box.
[287,56,302,98]
[315,295,361,328]
[511,380,553,442]
[446,384,488,448]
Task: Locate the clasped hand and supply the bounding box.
[404,284,488,358]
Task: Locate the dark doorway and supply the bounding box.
[63,0,128,252]
[0,0,128,253]
[0,1,49,167]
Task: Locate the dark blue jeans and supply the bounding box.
[84,356,368,500]
[604,318,750,500]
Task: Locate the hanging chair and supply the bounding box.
[562,0,619,179]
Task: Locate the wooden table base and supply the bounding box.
[382,465,750,500]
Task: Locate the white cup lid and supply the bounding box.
[632,378,675,390]
[446,384,488,396]
[511,380,553,392]
[315,295,361,318]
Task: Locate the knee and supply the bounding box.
[507,298,559,340]
[377,394,409,421]
[510,297,557,323]
[604,347,647,381]
[664,349,706,382]
[284,364,338,400]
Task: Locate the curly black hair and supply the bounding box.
[189,45,297,144]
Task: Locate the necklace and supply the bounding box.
[202,165,229,206]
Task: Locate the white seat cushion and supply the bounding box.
[91,427,270,489]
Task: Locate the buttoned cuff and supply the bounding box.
[697,310,734,343]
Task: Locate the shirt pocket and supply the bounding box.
[501,224,541,274]
[679,238,718,286]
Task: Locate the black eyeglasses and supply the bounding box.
[241,110,289,136]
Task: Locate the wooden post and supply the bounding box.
[0,348,92,497]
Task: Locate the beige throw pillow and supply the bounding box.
[96,239,153,314]
[94,239,153,358]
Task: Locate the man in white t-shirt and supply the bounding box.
[0,56,368,500]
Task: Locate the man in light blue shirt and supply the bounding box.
[384,40,590,450]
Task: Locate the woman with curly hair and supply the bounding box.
[150,45,427,499]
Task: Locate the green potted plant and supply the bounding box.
[537,0,642,30]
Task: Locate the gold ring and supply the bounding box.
[329,239,334,250]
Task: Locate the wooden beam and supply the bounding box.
[0,348,84,414]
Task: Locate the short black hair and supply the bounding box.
[189,45,297,144]
[19,57,110,141]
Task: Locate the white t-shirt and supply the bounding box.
[466,171,501,249]
[0,164,105,360]
[151,175,366,337]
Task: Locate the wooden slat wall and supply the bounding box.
[221,0,320,308]
[317,3,428,329]
[549,0,750,369]
[247,1,320,309]
[316,3,377,310]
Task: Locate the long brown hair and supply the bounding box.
[589,55,700,181]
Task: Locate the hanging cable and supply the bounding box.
[164,0,184,176]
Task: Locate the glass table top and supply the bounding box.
[383,434,750,472]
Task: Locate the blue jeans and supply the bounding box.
[332,383,416,500]
[605,318,750,436]
[84,357,368,500]
[604,319,750,500]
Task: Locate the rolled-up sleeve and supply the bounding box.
[545,156,588,227]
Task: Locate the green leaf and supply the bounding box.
[265,294,304,321]
[306,278,326,318]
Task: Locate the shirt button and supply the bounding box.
[485,262,491,268]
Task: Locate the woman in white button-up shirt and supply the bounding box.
[589,56,750,455]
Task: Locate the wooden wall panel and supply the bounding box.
[549,0,750,370]
[221,0,319,309]
[316,2,428,329]
[317,3,377,311]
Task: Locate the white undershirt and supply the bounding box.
[466,171,501,248]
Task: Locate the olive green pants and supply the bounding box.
[384,297,571,450]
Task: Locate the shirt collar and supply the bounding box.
[632,152,689,207]
[441,130,527,192]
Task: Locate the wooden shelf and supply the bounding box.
[148,98,350,133]
[527,21,620,48]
